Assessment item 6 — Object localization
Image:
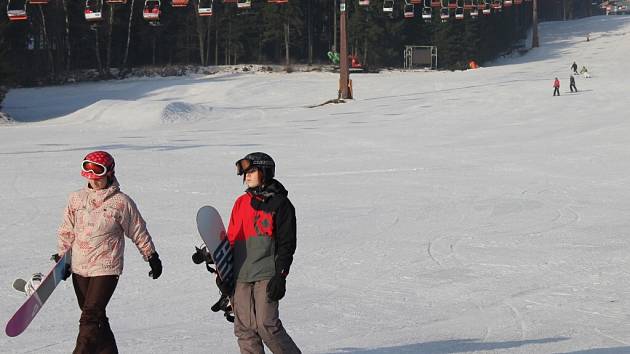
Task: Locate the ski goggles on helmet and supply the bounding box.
[82,160,108,177]
[235,158,257,176]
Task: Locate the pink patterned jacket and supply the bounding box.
[57,178,156,277]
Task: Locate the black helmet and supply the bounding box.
[235,152,275,184]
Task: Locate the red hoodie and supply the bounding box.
[553,79,560,88]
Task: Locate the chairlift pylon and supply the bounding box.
[7,0,28,21]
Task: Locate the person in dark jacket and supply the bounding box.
[569,75,578,92]
[221,152,301,354]
[571,61,578,74]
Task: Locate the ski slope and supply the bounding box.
[2,15,630,353]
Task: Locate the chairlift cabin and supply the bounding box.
[6,0,28,21]
[448,0,457,9]
[404,3,414,17]
[359,0,369,6]
[464,0,473,9]
[106,0,127,4]
[410,0,421,3]
[480,0,491,14]
[514,0,522,4]
[492,0,502,10]
[29,0,49,5]
[383,0,394,13]
[85,0,103,21]
[455,6,464,19]
[237,0,251,9]
[440,7,449,21]
[172,0,188,7]
[431,0,441,7]
[470,0,479,16]
[143,0,160,21]
[198,0,213,16]
[267,0,288,3]
[504,0,512,6]
[422,6,432,21]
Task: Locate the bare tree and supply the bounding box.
[39,6,55,78]
[121,0,137,74]
[62,0,72,72]
[106,4,115,74]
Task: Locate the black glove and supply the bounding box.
[148,252,162,279]
[50,253,71,281]
[215,276,234,295]
[192,246,213,265]
[266,274,287,302]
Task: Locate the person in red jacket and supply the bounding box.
[553,77,560,96]
[219,152,301,354]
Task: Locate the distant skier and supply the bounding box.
[580,66,591,78]
[569,75,578,93]
[55,151,162,354]
[553,77,560,96]
[218,152,301,354]
[571,62,578,74]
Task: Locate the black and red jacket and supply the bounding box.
[227,179,296,282]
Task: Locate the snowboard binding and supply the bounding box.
[192,246,235,323]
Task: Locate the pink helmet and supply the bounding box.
[81,151,115,180]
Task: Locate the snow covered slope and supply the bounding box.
[2,15,630,353]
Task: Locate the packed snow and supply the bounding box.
[2,15,630,354]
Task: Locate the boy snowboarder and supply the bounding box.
[218,152,301,354]
[553,78,560,96]
[569,75,578,93]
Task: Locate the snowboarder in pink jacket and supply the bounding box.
[54,150,162,354]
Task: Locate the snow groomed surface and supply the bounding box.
[2,15,630,354]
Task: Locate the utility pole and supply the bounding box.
[532,0,539,48]
[339,0,350,99]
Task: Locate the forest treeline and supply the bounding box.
[0,0,601,88]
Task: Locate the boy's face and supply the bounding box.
[245,168,263,188]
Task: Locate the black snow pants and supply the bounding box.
[570,83,577,92]
[72,274,119,354]
[553,87,560,96]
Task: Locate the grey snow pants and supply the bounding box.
[232,280,301,354]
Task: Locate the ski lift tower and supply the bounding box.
[403,46,438,70]
[338,0,351,99]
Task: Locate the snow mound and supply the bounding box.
[160,101,214,124]
[47,99,216,129]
